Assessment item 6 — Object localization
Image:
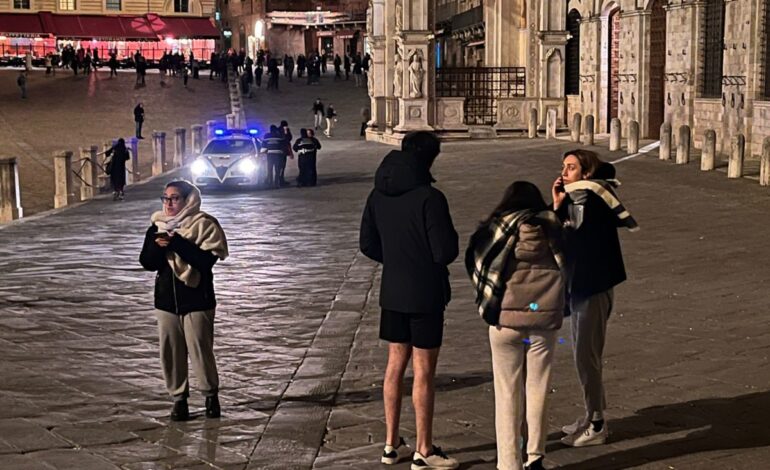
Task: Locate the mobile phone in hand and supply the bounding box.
[556,177,565,193]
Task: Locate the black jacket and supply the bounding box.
[133,105,144,123]
[360,151,459,313]
[556,188,626,298]
[139,226,219,314]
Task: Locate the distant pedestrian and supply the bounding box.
[344,54,351,80]
[139,180,228,422]
[353,54,363,87]
[324,104,337,137]
[552,150,637,448]
[183,65,189,87]
[44,54,53,75]
[359,131,460,470]
[24,51,32,72]
[333,54,342,80]
[17,71,27,99]
[279,120,294,187]
[312,98,325,130]
[105,138,131,201]
[465,181,566,470]
[254,64,263,87]
[108,50,118,77]
[360,107,371,136]
[134,103,145,139]
[293,128,321,187]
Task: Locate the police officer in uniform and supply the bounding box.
[262,125,287,188]
[293,128,322,187]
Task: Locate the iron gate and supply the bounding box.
[436,67,526,125]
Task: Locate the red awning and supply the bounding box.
[146,14,219,39]
[0,13,47,36]
[120,16,157,39]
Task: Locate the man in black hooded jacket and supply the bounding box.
[359,131,460,469]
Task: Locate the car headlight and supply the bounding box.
[238,158,257,174]
[191,159,208,176]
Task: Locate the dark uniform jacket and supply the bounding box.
[360,150,459,313]
[262,132,287,156]
[139,226,219,314]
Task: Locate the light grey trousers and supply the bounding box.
[155,309,219,401]
[489,326,557,470]
[570,289,613,424]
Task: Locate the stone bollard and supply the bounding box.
[128,137,139,184]
[79,145,98,200]
[528,108,538,139]
[54,150,75,208]
[191,125,204,156]
[226,113,237,130]
[628,120,640,154]
[609,118,621,151]
[728,134,745,179]
[0,157,22,222]
[761,137,770,186]
[584,115,595,145]
[152,131,167,176]
[571,113,582,143]
[660,122,672,161]
[546,109,557,139]
[701,129,717,171]
[676,125,691,164]
[174,128,187,168]
[206,120,218,139]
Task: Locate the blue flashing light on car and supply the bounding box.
[248,128,259,135]
[214,129,225,136]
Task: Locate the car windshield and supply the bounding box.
[204,139,255,154]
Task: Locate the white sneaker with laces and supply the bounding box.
[561,418,586,435]
[381,437,412,465]
[561,423,608,447]
[411,446,459,470]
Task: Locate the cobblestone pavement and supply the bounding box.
[2,73,770,469]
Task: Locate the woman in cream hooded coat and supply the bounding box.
[139,180,228,421]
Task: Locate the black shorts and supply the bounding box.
[379,309,444,349]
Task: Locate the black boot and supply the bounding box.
[205,395,221,418]
[170,399,189,421]
[525,457,545,470]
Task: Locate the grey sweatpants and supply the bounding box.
[155,309,219,401]
[570,289,613,424]
[489,327,556,469]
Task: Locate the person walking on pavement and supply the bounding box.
[324,104,337,137]
[278,120,294,187]
[134,103,145,139]
[255,64,263,88]
[17,71,27,99]
[139,180,228,422]
[108,49,119,77]
[359,131,460,470]
[105,138,131,201]
[343,53,351,80]
[333,54,342,80]
[262,125,287,188]
[293,128,321,187]
[312,98,325,130]
[465,181,566,470]
[552,149,637,448]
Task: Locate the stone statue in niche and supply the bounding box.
[395,0,402,34]
[367,62,374,96]
[393,49,403,97]
[408,49,424,98]
[366,0,373,35]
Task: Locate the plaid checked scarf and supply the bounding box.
[565,179,639,232]
[465,210,563,325]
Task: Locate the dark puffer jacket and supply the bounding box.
[139,226,219,314]
[360,150,459,314]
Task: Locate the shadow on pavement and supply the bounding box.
[549,391,770,469]
[335,372,493,405]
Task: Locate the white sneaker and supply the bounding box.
[561,423,608,447]
[561,418,586,435]
[381,437,412,465]
[411,446,459,469]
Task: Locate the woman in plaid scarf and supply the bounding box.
[466,181,565,470]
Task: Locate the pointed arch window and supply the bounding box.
[702,0,725,98]
[565,9,581,95]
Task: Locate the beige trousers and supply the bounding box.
[155,309,219,401]
[489,326,557,470]
[570,289,613,424]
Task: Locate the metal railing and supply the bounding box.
[436,67,526,125]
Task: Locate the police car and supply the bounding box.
[189,129,266,188]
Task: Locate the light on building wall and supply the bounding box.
[165,36,175,45]
[255,20,264,38]
[215,11,221,21]
[223,30,233,38]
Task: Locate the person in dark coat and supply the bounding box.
[359,131,460,469]
[255,64,263,87]
[134,103,145,139]
[552,149,631,448]
[334,54,342,80]
[139,180,228,422]
[343,54,351,80]
[105,138,131,200]
[293,128,321,187]
[297,54,306,78]
[278,120,294,186]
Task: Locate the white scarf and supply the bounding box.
[151,186,229,287]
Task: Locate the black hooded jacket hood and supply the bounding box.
[374,150,433,196]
